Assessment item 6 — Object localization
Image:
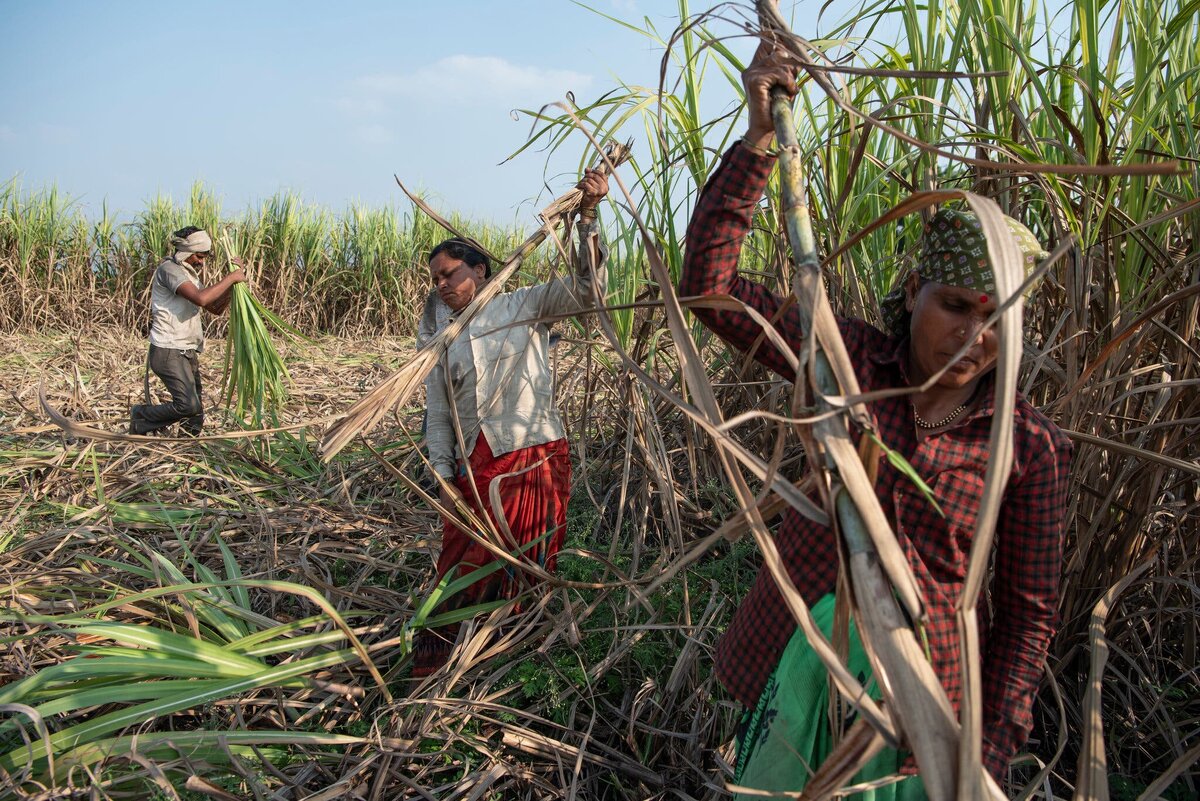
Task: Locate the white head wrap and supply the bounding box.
[171,229,213,263]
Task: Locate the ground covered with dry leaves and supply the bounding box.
[1,331,755,800]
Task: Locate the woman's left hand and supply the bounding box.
[577,168,609,211]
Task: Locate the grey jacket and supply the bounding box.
[419,219,607,478]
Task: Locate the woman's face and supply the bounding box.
[429,253,485,312]
[905,273,999,389]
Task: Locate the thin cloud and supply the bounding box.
[343,55,593,113]
[355,123,396,147]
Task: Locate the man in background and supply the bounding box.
[130,226,246,436]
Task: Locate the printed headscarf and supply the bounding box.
[170,229,213,264]
[879,208,1048,337]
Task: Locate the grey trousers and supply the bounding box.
[139,345,204,435]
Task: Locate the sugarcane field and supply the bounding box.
[2,1,1198,799]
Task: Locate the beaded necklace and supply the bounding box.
[913,402,968,429]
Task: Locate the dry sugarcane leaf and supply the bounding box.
[457,763,509,801]
[1059,428,1200,477]
[1074,558,1156,801]
[393,176,500,266]
[954,194,1029,801]
[39,377,340,443]
[610,372,832,523]
[1057,281,1200,406]
[629,480,809,609]
[499,728,662,787]
[796,718,888,800]
[184,776,242,801]
[1133,741,1200,801]
[1012,663,1070,801]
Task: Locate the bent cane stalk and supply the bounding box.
[757,2,1002,797]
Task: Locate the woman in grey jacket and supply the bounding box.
[413,169,608,678]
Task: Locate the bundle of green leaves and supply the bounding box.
[220,234,305,424]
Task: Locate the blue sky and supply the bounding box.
[0,1,735,224]
[2,1,904,224]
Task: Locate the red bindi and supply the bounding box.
[979,294,989,304]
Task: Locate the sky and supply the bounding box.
[0,0,769,225]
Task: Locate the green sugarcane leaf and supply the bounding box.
[225,612,344,651]
[216,534,251,610]
[183,562,249,642]
[409,557,509,630]
[67,624,265,674]
[239,628,354,657]
[51,730,361,782]
[422,599,511,628]
[868,431,944,517]
[0,646,360,773]
[0,679,226,727]
[79,555,155,580]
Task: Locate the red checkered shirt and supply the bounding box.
[680,143,1073,779]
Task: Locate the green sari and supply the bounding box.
[733,594,928,800]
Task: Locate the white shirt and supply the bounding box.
[149,258,204,351]
[420,219,607,478]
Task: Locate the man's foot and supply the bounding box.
[129,405,155,435]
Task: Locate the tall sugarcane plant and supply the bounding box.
[219,232,304,424]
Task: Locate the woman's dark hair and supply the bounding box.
[430,237,492,278]
[173,225,204,239]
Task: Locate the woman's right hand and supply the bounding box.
[577,168,609,211]
[742,39,800,147]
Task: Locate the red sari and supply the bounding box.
[413,433,571,677]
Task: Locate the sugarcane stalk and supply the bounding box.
[771,91,926,626]
[758,0,1006,795]
[770,84,967,801]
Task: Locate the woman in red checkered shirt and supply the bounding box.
[680,45,1073,799]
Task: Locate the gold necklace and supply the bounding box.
[913,402,968,429]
